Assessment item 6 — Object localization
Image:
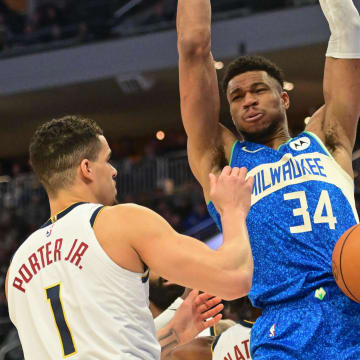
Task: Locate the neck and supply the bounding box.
[262,128,291,149]
[243,123,291,150]
[48,187,98,218]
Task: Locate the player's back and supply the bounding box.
[7,202,159,360]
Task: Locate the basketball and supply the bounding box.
[332,224,360,303]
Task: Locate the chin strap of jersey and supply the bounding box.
[320,0,360,59]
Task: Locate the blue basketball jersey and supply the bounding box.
[208,131,359,309]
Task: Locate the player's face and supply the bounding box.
[226,71,289,143]
[92,136,118,205]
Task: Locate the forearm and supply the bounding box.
[158,324,180,358]
[219,210,253,275]
[177,0,211,51]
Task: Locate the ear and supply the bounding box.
[79,159,92,181]
[280,91,290,110]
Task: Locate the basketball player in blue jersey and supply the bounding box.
[5,116,254,359]
[177,0,360,358]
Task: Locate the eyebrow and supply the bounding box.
[229,82,267,96]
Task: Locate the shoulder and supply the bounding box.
[94,203,175,240]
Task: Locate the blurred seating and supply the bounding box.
[0,0,318,57]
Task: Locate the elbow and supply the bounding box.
[221,270,253,301]
[177,30,211,58]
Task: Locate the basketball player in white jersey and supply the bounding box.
[5,116,254,359]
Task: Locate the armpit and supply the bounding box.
[211,145,228,172]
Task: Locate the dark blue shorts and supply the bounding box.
[250,286,360,359]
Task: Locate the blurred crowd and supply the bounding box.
[0,0,317,55]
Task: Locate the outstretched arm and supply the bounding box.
[177,0,236,194]
[97,167,253,300]
[306,0,360,177]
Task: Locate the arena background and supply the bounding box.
[1,0,360,358]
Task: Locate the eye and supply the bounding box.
[256,88,266,93]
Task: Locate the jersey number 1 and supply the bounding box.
[46,283,76,357]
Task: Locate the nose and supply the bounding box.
[243,92,258,108]
[112,165,118,178]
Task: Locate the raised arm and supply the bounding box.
[306,0,360,177]
[177,0,236,192]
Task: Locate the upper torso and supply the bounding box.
[7,202,160,360]
[208,131,359,308]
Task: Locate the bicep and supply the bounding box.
[129,206,225,293]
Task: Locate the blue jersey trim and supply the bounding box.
[40,202,87,228]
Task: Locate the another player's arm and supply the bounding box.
[158,291,221,358]
[133,167,253,300]
[306,0,360,177]
[177,0,236,197]
[96,167,253,300]
[116,203,251,300]
[162,336,214,360]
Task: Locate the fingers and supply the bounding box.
[202,313,223,329]
[209,173,217,191]
[199,303,224,320]
[195,293,223,317]
[210,166,251,182]
[246,175,255,189]
[185,289,199,302]
[195,292,222,306]
[218,166,248,180]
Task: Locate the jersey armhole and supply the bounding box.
[90,206,105,227]
[229,140,240,166]
[211,334,221,353]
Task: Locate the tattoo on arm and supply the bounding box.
[159,329,180,353]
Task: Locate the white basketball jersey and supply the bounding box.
[7,202,160,360]
[212,321,253,360]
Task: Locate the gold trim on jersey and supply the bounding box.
[92,206,107,228]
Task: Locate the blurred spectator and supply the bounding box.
[0,0,318,55]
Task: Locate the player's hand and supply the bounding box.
[169,290,223,344]
[209,166,254,217]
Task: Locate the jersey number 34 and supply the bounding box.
[284,190,337,234]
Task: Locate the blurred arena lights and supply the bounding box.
[283,81,295,91]
[156,130,165,141]
[214,61,224,70]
